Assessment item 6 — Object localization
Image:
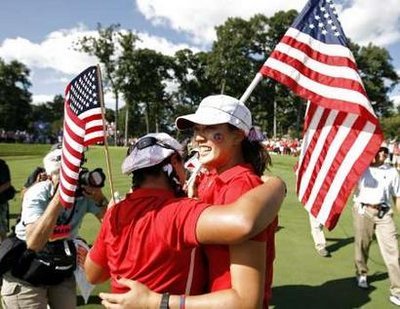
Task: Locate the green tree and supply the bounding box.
[171,49,217,128]
[0,58,32,131]
[30,95,65,136]
[121,48,175,136]
[350,42,399,117]
[380,115,400,138]
[203,11,298,136]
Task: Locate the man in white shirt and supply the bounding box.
[353,145,400,306]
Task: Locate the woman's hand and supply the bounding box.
[100,278,161,309]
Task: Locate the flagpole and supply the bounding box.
[96,65,116,203]
[239,72,264,103]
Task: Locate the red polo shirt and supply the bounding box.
[197,163,277,308]
[89,188,210,294]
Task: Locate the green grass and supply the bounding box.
[1,143,398,308]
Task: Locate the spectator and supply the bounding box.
[1,147,108,309]
[352,144,400,306]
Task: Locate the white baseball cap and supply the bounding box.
[122,133,183,175]
[175,94,252,135]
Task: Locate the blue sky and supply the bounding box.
[1,0,399,109]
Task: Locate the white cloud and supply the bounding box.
[136,32,198,56]
[339,0,400,47]
[32,94,55,105]
[0,25,195,110]
[0,26,195,76]
[137,0,400,48]
[392,95,400,108]
[136,0,305,45]
[0,27,97,74]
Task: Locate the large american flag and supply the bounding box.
[260,0,383,229]
[59,66,105,208]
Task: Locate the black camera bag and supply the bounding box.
[12,239,77,286]
[0,236,27,276]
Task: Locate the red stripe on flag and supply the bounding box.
[279,35,357,69]
[267,50,367,95]
[84,136,105,146]
[322,124,382,228]
[261,66,379,124]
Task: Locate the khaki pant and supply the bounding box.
[353,204,400,296]
[1,273,76,309]
[309,214,326,250]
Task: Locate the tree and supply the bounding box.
[380,115,400,138]
[171,49,217,129]
[76,24,126,145]
[203,11,298,135]
[120,48,176,136]
[0,58,32,131]
[349,42,399,117]
[30,95,65,137]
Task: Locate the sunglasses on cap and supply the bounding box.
[127,136,178,155]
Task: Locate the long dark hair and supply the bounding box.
[228,125,271,176]
[131,155,185,197]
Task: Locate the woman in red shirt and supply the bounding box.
[176,94,276,308]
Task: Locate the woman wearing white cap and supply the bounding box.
[175,94,276,308]
[85,131,285,308]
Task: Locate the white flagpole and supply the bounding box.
[239,72,264,103]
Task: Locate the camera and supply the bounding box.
[76,168,106,196]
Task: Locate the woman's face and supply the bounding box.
[193,123,244,172]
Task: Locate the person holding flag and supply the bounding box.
[1,147,108,309]
[1,66,109,309]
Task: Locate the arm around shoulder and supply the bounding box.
[195,176,286,245]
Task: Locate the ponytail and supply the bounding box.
[241,138,271,176]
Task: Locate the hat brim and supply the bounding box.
[175,111,232,130]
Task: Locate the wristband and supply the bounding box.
[179,294,186,309]
[160,292,170,309]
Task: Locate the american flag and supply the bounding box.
[260,0,383,229]
[59,66,105,208]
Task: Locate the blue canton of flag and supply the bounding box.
[292,0,346,45]
[69,67,100,116]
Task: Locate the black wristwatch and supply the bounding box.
[160,293,170,309]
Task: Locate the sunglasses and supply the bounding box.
[127,136,177,155]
